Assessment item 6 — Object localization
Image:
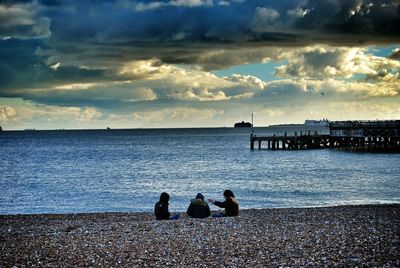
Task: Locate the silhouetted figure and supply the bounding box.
[187,193,211,219]
[154,192,179,220]
[208,190,239,217]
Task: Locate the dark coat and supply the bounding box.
[187,198,211,219]
[154,201,170,220]
[214,197,239,216]
[155,192,171,220]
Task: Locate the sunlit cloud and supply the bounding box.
[0,105,17,122]
[134,0,214,12]
[275,46,400,79]
[55,83,100,91]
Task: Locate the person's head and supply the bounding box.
[159,192,170,203]
[195,193,204,200]
[223,190,235,199]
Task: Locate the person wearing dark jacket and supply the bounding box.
[154,192,179,220]
[208,189,239,217]
[187,193,211,219]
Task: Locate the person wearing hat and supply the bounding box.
[154,192,180,220]
[187,193,211,219]
[208,189,239,217]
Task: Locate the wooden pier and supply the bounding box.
[250,120,400,151]
[250,134,330,150]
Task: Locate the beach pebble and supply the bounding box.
[1,205,399,266]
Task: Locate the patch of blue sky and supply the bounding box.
[367,44,399,57]
[212,61,287,82]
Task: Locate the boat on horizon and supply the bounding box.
[234,121,253,128]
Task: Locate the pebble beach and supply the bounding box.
[1,204,399,267]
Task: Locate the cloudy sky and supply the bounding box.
[0,0,399,129]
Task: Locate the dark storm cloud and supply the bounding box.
[389,49,400,60]
[296,0,400,40]
[1,0,400,108]
[0,39,108,95]
[31,0,399,67]
[0,0,50,39]
[44,0,399,44]
[2,0,399,68]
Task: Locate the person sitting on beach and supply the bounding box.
[187,193,211,219]
[154,192,179,220]
[208,190,239,217]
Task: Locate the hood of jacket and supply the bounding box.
[159,192,170,203]
[190,198,209,206]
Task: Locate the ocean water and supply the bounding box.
[1,127,399,215]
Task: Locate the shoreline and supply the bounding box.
[1,204,399,266]
[3,202,399,217]
[0,202,400,219]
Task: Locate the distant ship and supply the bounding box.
[234,121,253,128]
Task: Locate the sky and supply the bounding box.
[0,0,399,129]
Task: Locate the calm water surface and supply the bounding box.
[1,127,399,214]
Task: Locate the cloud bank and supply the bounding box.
[0,0,399,128]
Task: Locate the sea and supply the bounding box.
[1,127,399,215]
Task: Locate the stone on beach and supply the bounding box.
[1,205,399,267]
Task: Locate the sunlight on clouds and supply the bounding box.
[118,59,285,101]
[123,87,157,102]
[0,105,17,121]
[30,106,102,123]
[275,46,400,79]
[55,83,100,90]
[134,0,213,11]
[119,59,174,79]
[73,107,102,122]
[1,103,102,127]
[50,62,61,70]
[224,74,266,89]
[264,77,400,98]
[119,59,235,101]
[166,88,229,101]
[287,7,310,19]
